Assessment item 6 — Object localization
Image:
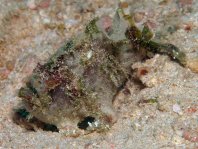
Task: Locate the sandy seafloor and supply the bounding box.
[0,0,197,148]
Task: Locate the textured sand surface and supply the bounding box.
[0,0,197,148]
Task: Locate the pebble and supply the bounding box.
[186,58,198,73]
[27,0,37,10]
[6,60,15,71]
[38,0,51,9]
[0,68,10,80]
[173,104,183,115]
[186,106,197,114]
[43,18,51,24]
[183,130,198,142]
[64,19,78,26]
[172,135,184,145]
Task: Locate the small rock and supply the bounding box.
[186,58,198,73]
[186,106,197,114]
[172,135,184,145]
[183,129,198,143]
[64,19,78,26]
[6,60,15,71]
[43,18,51,24]
[38,0,51,9]
[173,104,183,115]
[0,68,10,80]
[27,0,37,10]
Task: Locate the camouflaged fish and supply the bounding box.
[16,7,187,136]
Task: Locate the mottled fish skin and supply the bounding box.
[18,32,129,135]
[18,5,188,135]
